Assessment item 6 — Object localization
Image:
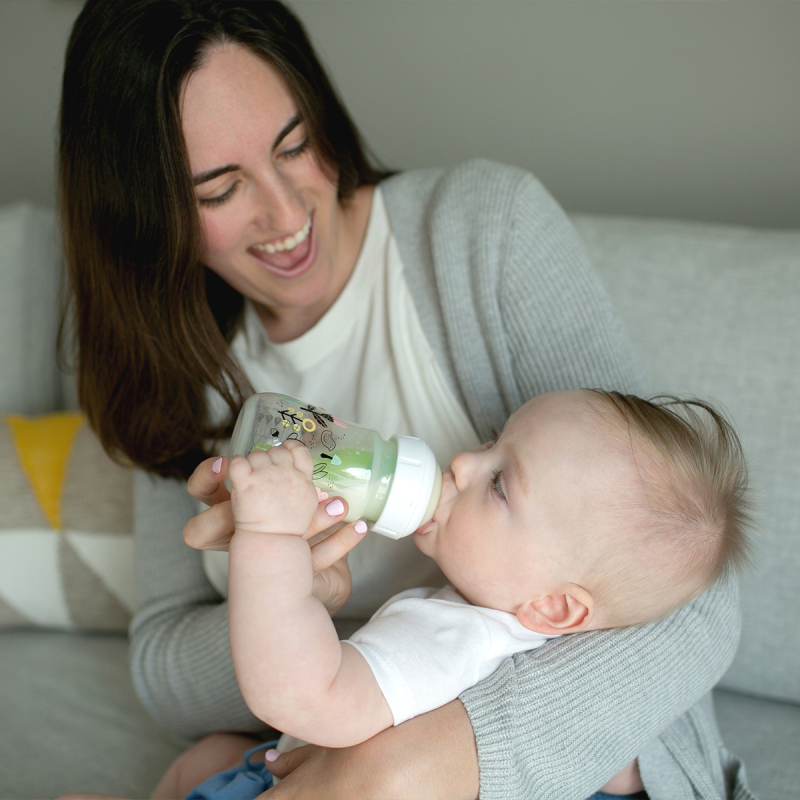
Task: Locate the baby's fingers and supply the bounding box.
[310,519,368,575]
[227,453,254,484]
[280,438,314,477]
[249,440,314,479]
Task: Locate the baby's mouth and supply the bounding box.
[415,469,454,535]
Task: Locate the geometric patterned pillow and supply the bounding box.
[0,412,133,631]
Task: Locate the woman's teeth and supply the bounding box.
[253,217,312,254]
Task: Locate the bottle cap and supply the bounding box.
[371,435,441,540]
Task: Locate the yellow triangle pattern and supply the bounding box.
[5,413,86,530]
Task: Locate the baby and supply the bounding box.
[225,389,752,756]
[63,389,750,800]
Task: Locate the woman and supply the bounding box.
[59,2,742,798]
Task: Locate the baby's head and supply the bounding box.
[413,390,752,633]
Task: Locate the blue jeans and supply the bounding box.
[586,792,648,800]
[184,742,276,800]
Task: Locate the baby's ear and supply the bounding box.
[516,584,595,635]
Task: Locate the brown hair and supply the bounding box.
[587,391,753,626]
[58,0,390,479]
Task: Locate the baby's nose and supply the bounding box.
[450,450,477,489]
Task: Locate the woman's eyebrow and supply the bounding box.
[193,164,239,186]
[192,115,303,186]
[272,114,302,151]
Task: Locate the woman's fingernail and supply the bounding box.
[355,520,368,535]
[265,749,280,762]
[211,457,223,474]
[326,498,345,516]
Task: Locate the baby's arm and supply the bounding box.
[227,442,393,747]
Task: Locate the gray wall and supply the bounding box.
[1,0,798,228]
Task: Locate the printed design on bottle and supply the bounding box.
[250,396,350,491]
[242,393,387,524]
[234,392,438,535]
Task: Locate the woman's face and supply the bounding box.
[181,45,369,340]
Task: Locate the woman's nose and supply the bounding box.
[252,172,306,234]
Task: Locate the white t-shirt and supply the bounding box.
[348,585,559,725]
[203,188,482,619]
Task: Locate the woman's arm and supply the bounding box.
[264,699,479,800]
[462,580,739,798]
[129,469,263,737]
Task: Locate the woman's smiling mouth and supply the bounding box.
[252,215,312,253]
[248,214,316,277]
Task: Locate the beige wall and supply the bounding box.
[1,0,798,228]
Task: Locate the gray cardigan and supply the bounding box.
[131,160,751,799]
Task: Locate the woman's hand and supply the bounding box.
[261,700,479,800]
[184,456,362,615]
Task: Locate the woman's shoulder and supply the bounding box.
[380,159,563,262]
[381,158,543,209]
[380,159,559,244]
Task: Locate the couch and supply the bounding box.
[0,201,798,799]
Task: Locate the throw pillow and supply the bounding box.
[0,412,134,631]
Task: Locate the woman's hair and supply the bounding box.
[58,0,390,479]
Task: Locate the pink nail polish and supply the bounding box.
[355,520,368,534]
[265,749,280,762]
[211,457,223,474]
[326,498,345,516]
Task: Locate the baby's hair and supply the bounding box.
[586,391,753,625]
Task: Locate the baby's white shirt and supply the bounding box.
[347,585,560,726]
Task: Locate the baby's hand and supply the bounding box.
[228,440,319,536]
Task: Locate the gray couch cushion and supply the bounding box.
[0,204,62,415]
[714,688,800,800]
[0,631,189,799]
[574,215,800,705]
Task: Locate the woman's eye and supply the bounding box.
[199,181,240,208]
[281,138,310,160]
[490,470,506,501]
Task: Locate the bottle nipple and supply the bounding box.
[370,435,442,539]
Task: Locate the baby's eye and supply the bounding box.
[490,470,506,501]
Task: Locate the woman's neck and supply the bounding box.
[257,184,375,344]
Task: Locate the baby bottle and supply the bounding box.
[228,393,442,540]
